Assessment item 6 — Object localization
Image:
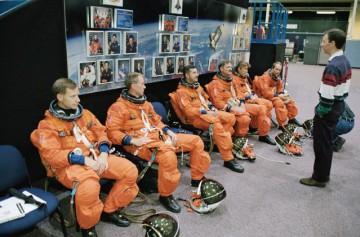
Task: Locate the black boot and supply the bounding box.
[159,195,181,213]
[81,226,97,237]
[224,159,244,173]
[100,211,131,227]
[259,135,276,145]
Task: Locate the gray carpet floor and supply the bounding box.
[23,62,360,237]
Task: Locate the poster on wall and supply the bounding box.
[182,34,191,52]
[105,31,121,55]
[115,58,130,81]
[114,9,133,29]
[177,16,189,32]
[172,34,181,53]
[132,58,145,73]
[188,55,195,66]
[208,58,218,72]
[86,31,104,57]
[159,33,171,54]
[87,6,112,28]
[176,56,187,74]
[159,14,177,32]
[165,56,175,75]
[78,61,97,88]
[97,59,114,84]
[123,31,138,54]
[152,57,165,77]
[101,0,123,7]
[169,0,183,15]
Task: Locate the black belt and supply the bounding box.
[340,116,354,122]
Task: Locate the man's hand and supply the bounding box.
[97,152,109,175]
[166,130,178,145]
[84,156,101,174]
[131,137,153,146]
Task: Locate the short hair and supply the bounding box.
[183,65,196,77]
[125,72,142,89]
[324,28,346,49]
[112,34,117,38]
[51,78,77,98]
[104,61,109,66]
[128,35,134,39]
[236,61,251,70]
[218,60,231,71]
[272,61,283,69]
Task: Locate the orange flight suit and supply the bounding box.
[30,109,139,230]
[206,74,252,137]
[169,83,236,161]
[253,70,299,126]
[106,96,210,197]
[232,73,272,136]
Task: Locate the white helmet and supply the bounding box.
[190,178,226,214]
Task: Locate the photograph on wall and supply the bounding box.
[86,31,104,57]
[152,57,165,77]
[169,0,183,15]
[172,34,181,53]
[159,33,171,54]
[176,56,187,74]
[101,0,123,7]
[88,6,112,28]
[182,34,191,52]
[239,9,247,24]
[159,14,177,32]
[124,31,138,54]
[244,37,250,50]
[115,58,130,81]
[188,55,195,66]
[78,61,97,88]
[177,16,189,32]
[131,58,145,74]
[234,23,243,36]
[208,58,218,72]
[165,56,175,75]
[236,53,246,64]
[232,36,241,50]
[229,53,237,66]
[114,9,133,29]
[243,24,252,37]
[105,31,121,55]
[97,59,114,84]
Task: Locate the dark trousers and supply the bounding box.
[312,101,344,182]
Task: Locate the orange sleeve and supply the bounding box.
[207,81,227,110]
[106,102,128,145]
[177,90,202,120]
[259,75,275,100]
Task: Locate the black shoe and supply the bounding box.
[333,136,346,152]
[247,127,259,135]
[159,195,181,213]
[259,135,276,145]
[191,177,206,187]
[81,226,97,237]
[100,211,131,227]
[224,159,244,173]
[288,118,302,127]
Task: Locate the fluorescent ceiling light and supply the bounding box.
[288,11,293,14]
[316,11,335,14]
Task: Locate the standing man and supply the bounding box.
[252,61,302,130]
[31,78,139,237]
[169,65,244,173]
[300,28,351,187]
[106,72,211,213]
